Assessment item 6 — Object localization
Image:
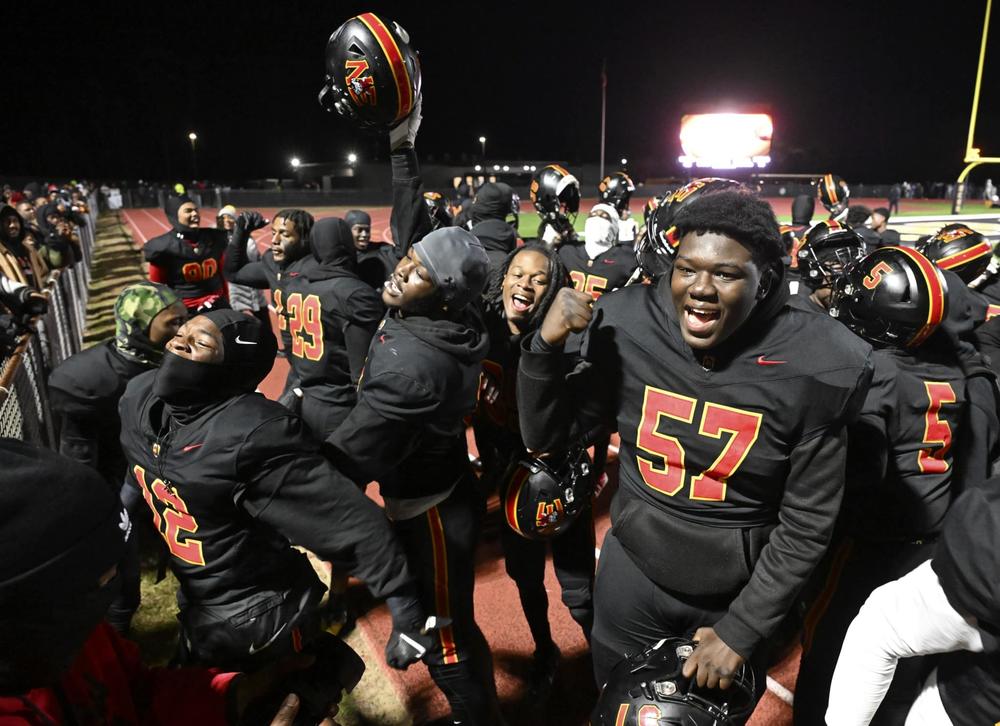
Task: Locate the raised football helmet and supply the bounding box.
[636,179,744,279]
[504,447,592,540]
[598,172,636,215]
[918,223,993,284]
[423,191,452,230]
[591,637,756,726]
[530,164,581,222]
[796,220,867,288]
[830,246,949,348]
[817,174,850,215]
[318,13,422,129]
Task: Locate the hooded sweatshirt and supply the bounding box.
[470,183,518,272]
[143,196,228,308]
[325,306,489,510]
[48,283,180,483]
[279,218,384,414]
[0,205,47,290]
[518,265,874,658]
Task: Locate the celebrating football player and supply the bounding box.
[518,188,874,718]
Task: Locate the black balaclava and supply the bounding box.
[309,217,360,281]
[0,439,130,694]
[471,183,512,223]
[153,309,277,420]
[344,209,371,229]
[164,194,195,231]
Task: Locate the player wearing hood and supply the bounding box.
[0,204,48,290]
[469,182,519,273]
[324,227,500,725]
[118,309,431,674]
[144,195,229,313]
[284,217,384,437]
[518,190,873,713]
[348,208,402,292]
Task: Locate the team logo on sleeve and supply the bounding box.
[345,59,377,107]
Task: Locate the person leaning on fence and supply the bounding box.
[0,204,48,290]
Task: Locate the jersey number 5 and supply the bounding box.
[133,465,206,566]
[918,381,957,473]
[635,386,762,501]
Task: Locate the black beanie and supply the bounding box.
[164,194,195,230]
[0,439,130,601]
[345,209,371,228]
[932,483,1000,636]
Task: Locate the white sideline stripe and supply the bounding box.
[766,675,794,706]
[140,207,172,233]
[123,211,149,245]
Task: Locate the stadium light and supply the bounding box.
[188,132,198,178]
[188,132,197,142]
[522,165,530,171]
[493,164,500,171]
[502,165,510,172]
[290,157,301,169]
[529,165,537,172]
[347,152,358,164]
[474,164,482,171]
[479,136,487,159]
[678,113,773,169]
[621,157,628,165]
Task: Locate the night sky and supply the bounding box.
[4,1,998,185]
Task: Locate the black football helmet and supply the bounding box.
[817,174,850,215]
[530,165,581,223]
[591,638,756,726]
[830,246,949,348]
[918,223,993,284]
[636,179,744,278]
[796,220,867,288]
[318,13,422,129]
[504,448,592,540]
[598,172,636,215]
[423,192,452,230]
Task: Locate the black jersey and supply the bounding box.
[144,228,228,302]
[118,371,411,606]
[844,347,969,541]
[325,309,488,500]
[48,340,151,484]
[557,242,637,299]
[518,277,873,656]
[473,311,525,470]
[787,287,827,314]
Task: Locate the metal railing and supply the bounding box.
[0,192,97,444]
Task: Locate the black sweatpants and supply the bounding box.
[500,488,595,650]
[794,538,934,726]
[591,532,767,718]
[392,478,499,725]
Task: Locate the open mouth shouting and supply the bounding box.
[683,304,721,337]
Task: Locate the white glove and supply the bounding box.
[389,94,423,151]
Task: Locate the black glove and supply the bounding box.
[384,592,450,670]
[232,211,268,247]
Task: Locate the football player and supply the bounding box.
[468,182,518,273]
[323,228,500,725]
[826,484,1000,725]
[118,310,432,673]
[144,195,229,313]
[598,172,638,244]
[475,244,594,700]
[518,189,873,716]
[779,193,815,294]
[558,203,638,301]
[531,164,581,248]
[791,220,867,313]
[795,247,989,723]
[347,208,401,292]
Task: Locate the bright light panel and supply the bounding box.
[678,113,773,169]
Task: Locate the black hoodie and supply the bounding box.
[518,269,873,658]
[144,197,228,304]
[470,218,518,273]
[325,306,489,501]
[276,219,384,409]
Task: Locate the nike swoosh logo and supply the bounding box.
[602,259,616,264]
[757,355,787,366]
[234,336,257,345]
[248,623,287,655]
[182,443,203,453]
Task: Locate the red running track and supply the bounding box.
[120,207,798,725]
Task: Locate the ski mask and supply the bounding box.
[584,203,620,260]
[0,439,131,694]
[153,309,277,415]
[113,281,181,365]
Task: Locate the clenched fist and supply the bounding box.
[539,287,594,347]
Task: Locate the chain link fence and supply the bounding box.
[0,193,97,444]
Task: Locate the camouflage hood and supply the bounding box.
[113,282,179,364]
